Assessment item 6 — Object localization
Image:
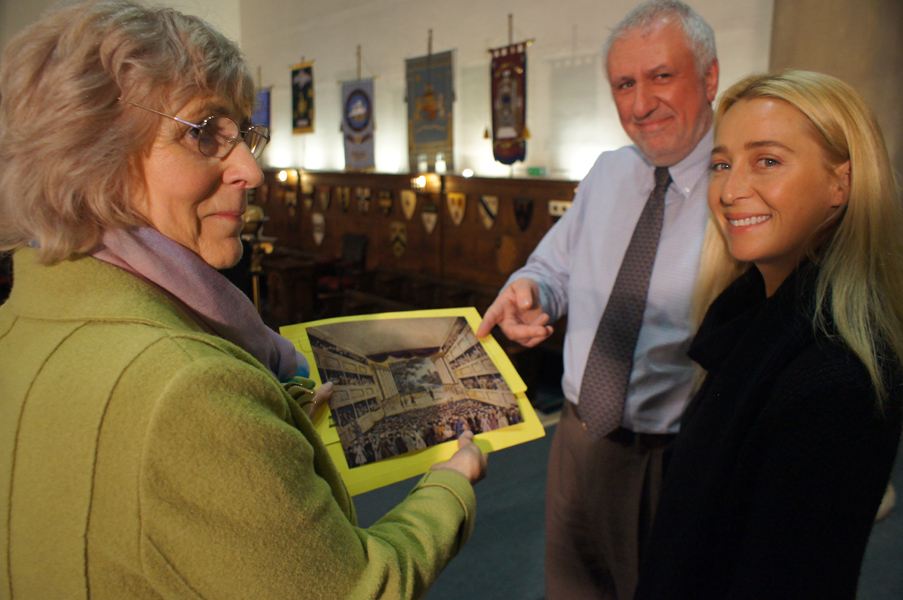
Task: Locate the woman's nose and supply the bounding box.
[225,141,264,189]
[719,167,750,206]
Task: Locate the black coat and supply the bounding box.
[636,264,902,600]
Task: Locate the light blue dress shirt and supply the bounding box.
[507,129,713,434]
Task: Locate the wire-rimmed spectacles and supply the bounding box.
[120,99,270,159]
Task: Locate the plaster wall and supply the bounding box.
[0,0,242,58]
[770,0,903,181]
[238,0,773,179]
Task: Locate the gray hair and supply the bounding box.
[603,0,717,78]
[0,0,255,263]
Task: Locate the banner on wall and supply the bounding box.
[291,61,315,134]
[405,50,454,174]
[342,78,376,170]
[253,88,271,132]
[489,43,527,165]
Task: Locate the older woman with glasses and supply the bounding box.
[0,2,485,598]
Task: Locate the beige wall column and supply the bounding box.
[770,0,903,182]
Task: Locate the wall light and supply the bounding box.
[409,173,441,193]
[277,169,300,186]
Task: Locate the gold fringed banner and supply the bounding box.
[490,43,527,165]
[291,61,315,134]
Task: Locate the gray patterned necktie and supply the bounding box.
[578,167,671,441]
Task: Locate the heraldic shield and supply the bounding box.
[312,212,325,246]
[318,186,331,210]
[447,192,466,226]
[356,187,371,214]
[390,221,407,258]
[401,190,417,220]
[284,189,298,217]
[478,195,498,230]
[422,201,438,234]
[339,187,351,212]
[514,197,533,231]
[378,190,394,216]
[496,233,518,275]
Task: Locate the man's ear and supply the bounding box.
[705,59,719,104]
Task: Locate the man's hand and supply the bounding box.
[476,278,553,347]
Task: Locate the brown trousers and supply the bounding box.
[545,402,666,600]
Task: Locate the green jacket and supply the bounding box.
[1,249,476,599]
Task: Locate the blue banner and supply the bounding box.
[342,79,375,170]
[253,88,271,131]
[405,50,454,173]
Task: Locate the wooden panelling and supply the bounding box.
[442,175,577,287]
[255,169,577,291]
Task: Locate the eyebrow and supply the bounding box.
[645,63,670,75]
[610,63,671,85]
[711,140,796,155]
[185,102,232,121]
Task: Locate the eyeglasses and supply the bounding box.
[120,99,270,159]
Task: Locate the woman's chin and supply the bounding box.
[201,240,244,270]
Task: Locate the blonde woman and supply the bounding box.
[636,71,903,599]
[0,2,485,598]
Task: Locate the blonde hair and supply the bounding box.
[0,0,255,263]
[694,70,903,400]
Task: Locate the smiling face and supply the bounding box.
[709,97,850,295]
[606,19,718,167]
[133,97,263,269]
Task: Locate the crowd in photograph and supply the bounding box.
[320,368,376,387]
[334,396,384,426]
[460,373,509,391]
[341,398,522,468]
[448,343,487,369]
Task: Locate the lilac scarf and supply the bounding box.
[93,227,307,382]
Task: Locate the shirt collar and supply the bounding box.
[642,125,714,203]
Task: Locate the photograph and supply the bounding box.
[307,316,522,468]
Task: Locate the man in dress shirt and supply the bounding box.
[476,1,719,598]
